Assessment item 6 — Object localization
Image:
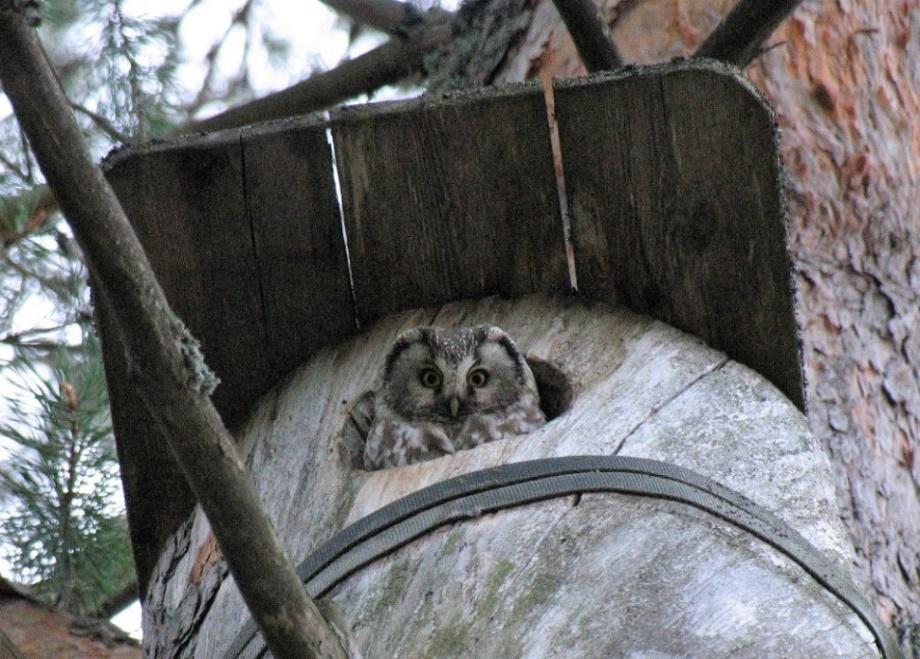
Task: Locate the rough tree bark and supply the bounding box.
[443,0,919,653]
[0,6,344,658]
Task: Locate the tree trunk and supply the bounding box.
[451,0,919,651]
[143,295,884,657]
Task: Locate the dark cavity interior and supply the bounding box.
[526,356,573,421]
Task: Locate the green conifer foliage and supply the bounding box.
[0,337,134,616]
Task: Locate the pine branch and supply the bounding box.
[551,0,623,72]
[694,0,803,68]
[0,7,345,658]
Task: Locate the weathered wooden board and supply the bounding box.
[102,119,353,591]
[331,84,571,325]
[139,296,878,657]
[92,284,194,593]
[106,131,269,417]
[104,131,264,591]
[240,118,356,372]
[555,61,804,410]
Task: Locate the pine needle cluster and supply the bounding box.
[0,337,134,616]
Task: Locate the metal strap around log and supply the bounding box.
[225,456,899,659]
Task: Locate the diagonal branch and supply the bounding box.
[694,0,804,68]
[551,0,623,72]
[320,0,429,34]
[89,577,138,619]
[183,22,451,134]
[71,102,134,146]
[0,7,345,659]
[0,149,28,180]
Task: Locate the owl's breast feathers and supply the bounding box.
[453,387,545,450]
[364,407,457,470]
[364,387,545,470]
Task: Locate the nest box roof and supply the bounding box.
[99,60,801,593]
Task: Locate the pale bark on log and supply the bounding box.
[461,0,920,652]
[143,296,879,657]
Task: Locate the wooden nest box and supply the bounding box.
[98,60,893,657]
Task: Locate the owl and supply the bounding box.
[362,325,546,470]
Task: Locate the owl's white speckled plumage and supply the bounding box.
[363,325,545,470]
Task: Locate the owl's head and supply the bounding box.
[381,325,538,423]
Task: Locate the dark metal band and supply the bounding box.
[226,456,899,659]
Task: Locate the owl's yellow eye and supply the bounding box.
[467,368,489,388]
[419,368,442,388]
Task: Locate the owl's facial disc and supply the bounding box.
[382,325,530,423]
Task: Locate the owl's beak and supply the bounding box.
[449,398,460,418]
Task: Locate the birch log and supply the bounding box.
[142,295,881,658]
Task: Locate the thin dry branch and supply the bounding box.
[0,7,345,659]
[0,149,28,180]
[319,0,451,35]
[320,0,421,34]
[694,0,803,68]
[183,22,451,134]
[71,102,135,146]
[90,578,139,619]
[551,0,623,72]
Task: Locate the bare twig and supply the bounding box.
[0,338,70,351]
[19,124,35,182]
[551,0,623,72]
[3,255,67,289]
[0,149,28,180]
[71,103,134,146]
[0,322,79,352]
[183,22,451,134]
[186,0,254,117]
[0,8,345,658]
[1,323,71,340]
[90,578,139,619]
[694,0,804,68]
[319,0,449,35]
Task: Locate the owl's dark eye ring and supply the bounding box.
[467,368,489,388]
[419,368,442,388]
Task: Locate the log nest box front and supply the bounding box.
[99,61,896,657]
